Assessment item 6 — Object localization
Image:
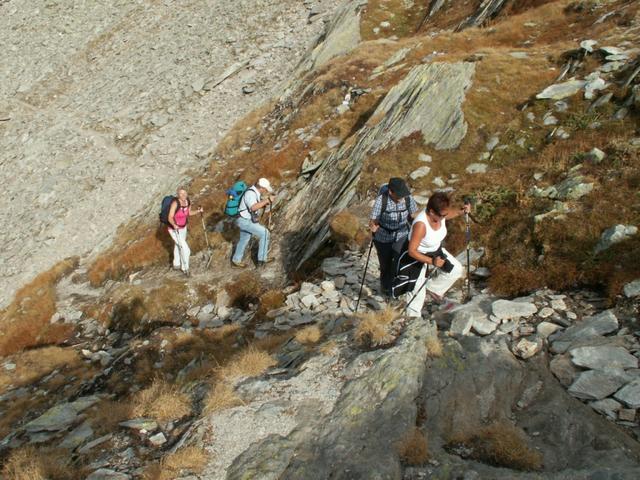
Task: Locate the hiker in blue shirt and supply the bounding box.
[369,178,418,298]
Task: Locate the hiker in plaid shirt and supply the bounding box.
[369,178,418,297]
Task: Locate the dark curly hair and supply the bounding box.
[426,191,450,216]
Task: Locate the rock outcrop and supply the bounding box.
[282,62,475,269]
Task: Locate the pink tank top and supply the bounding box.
[172,203,190,229]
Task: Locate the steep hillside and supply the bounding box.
[0,0,341,307]
[1,0,640,479]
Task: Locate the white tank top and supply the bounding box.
[410,210,447,253]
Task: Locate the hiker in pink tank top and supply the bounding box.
[168,187,203,277]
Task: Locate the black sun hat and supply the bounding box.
[388,177,410,198]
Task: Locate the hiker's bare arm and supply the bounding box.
[408,223,444,268]
[445,203,471,219]
[188,206,204,216]
[168,202,178,229]
[250,196,274,212]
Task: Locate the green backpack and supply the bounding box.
[224,181,248,217]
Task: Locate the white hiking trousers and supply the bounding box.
[405,247,463,317]
[169,227,190,272]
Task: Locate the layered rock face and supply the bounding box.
[0,0,341,307]
[280,61,475,269]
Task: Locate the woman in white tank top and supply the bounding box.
[405,192,471,317]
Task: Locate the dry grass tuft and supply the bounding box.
[1,446,81,480]
[204,382,243,414]
[448,422,543,471]
[295,325,322,345]
[0,346,79,392]
[132,380,192,422]
[0,257,79,357]
[1,447,46,480]
[218,346,277,381]
[257,289,285,319]
[87,399,132,435]
[354,306,399,349]
[329,210,368,249]
[143,446,207,480]
[226,271,264,309]
[425,335,443,358]
[397,427,429,465]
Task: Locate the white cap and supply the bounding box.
[257,178,273,193]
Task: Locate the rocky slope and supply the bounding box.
[0,0,341,307]
[1,0,640,478]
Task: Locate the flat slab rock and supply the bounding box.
[570,346,638,370]
[492,298,537,320]
[568,369,630,400]
[24,395,100,433]
[615,379,640,409]
[550,310,619,354]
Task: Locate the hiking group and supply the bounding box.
[368,177,471,316]
[160,175,471,317]
[159,178,275,276]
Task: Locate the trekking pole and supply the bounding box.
[355,239,374,312]
[463,197,472,302]
[200,214,213,269]
[401,265,432,316]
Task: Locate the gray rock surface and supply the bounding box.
[492,299,537,320]
[570,346,638,370]
[624,279,640,298]
[615,379,640,409]
[595,225,638,254]
[568,369,630,400]
[420,336,640,478]
[226,319,432,479]
[24,396,100,433]
[536,79,587,100]
[550,310,619,353]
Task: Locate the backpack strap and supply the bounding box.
[381,193,389,215]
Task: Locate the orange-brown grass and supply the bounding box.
[142,446,207,480]
[397,427,430,465]
[204,382,243,414]
[1,446,83,480]
[226,271,264,309]
[320,339,339,355]
[86,399,132,435]
[217,346,277,381]
[329,210,369,249]
[425,335,443,358]
[105,279,190,334]
[0,257,78,357]
[354,306,399,349]
[87,224,170,287]
[256,289,285,319]
[0,346,78,393]
[295,325,322,345]
[131,379,192,422]
[361,0,430,41]
[447,422,543,471]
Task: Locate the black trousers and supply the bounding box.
[373,237,406,296]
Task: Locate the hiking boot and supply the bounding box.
[257,258,274,267]
[231,260,247,269]
[183,270,190,277]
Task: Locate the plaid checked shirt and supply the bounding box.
[370,194,419,243]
